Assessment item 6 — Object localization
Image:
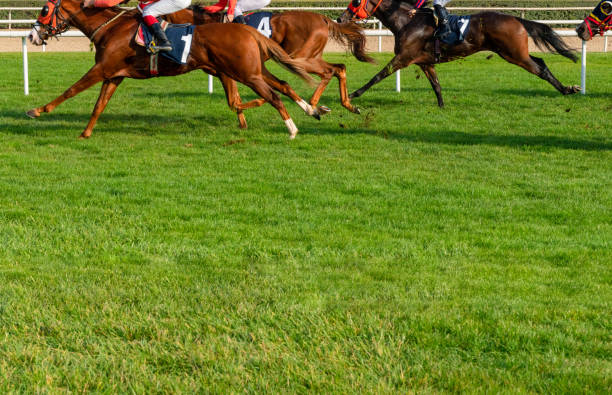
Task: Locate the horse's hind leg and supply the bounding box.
[419,64,444,108]
[218,74,249,129]
[27,65,104,118]
[306,59,359,114]
[245,76,300,139]
[80,77,124,139]
[260,68,322,120]
[497,51,579,95]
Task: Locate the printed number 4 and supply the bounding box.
[181,34,193,63]
[257,17,272,37]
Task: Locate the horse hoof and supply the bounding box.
[78,133,91,139]
[26,109,40,118]
[313,112,321,121]
[352,107,361,115]
[318,105,331,115]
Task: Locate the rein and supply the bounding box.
[90,9,127,41]
[37,0,127,42]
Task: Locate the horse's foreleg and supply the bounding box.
[218,73,248,129]
[27,65,104,118]
[79,77,123,139]
[349,55,406,99]
[419,64,444,108]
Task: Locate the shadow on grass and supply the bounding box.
[4,110,610,151]
[316,126,612,151]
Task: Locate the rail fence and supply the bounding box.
[1,6,609,96]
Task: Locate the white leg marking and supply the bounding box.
[284,118,298,139]
[296,99,314,115]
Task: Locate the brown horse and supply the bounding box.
[576,1,612,41]
[165,6,374,126]
[27,0,323,138]
[338,0,580,108]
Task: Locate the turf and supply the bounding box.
[0,51,611,392]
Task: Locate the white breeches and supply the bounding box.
[142,0,191,17]
[234,0,271,16]
[433,0,451,6]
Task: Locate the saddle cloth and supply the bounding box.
[244,11,274,38]
[439,15,471,45]
[135,22,195,64]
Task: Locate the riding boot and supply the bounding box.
[148,22,172,52]
[232,14,246,24]
[433,4,451,40]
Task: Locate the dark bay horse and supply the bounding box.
[338,0,580,107]
[164,6,374,127]
[576,1,612,41]
[27,0,323,138]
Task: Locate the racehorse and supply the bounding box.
[27,0,323,139]
[337,0,580,108]
[576,1,612,41]
[164,6,375,126]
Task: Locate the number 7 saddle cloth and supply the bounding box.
[135,21,196,64]
[439,15,472,45]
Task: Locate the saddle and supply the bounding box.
[437,14,471,46]
[134,21,195,64]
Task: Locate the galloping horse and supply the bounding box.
[27,0,323,138]
[164,6,374,125]
[338,0,580,107]
[576,1,612,41]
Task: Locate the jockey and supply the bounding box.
[84,0,191,52]
[415,0,451,40]
[203,0,271,24]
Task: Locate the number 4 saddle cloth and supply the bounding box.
[135,21,195,64]
[439,15,471,45]
[244,12,274,38]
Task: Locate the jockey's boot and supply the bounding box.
[433,4,451,40]
[233,14,246,24]
[149,22,172,52]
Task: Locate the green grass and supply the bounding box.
[0,51,611,392]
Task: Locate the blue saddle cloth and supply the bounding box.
[245,12,274,38]
[439,15,471,45]
[141,23,195,64]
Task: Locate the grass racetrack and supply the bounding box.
[0,51,611,392]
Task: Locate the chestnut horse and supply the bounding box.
[27,0,323,138]
[576,1,612,41]
[338,0,580,108]
[164,6,375,127]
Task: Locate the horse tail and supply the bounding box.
[517,18,578,62]
[325,17,376,64]
[246,28,315,86]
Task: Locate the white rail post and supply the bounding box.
[604,36,608,53]
[581,40,586,95]
[395,69,400,92]
[208,74,213,93]
[378,21,382,52]
[22,36,29,95]
[8,10,11,29]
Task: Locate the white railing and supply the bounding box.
[0,6,597,28]
[4,29,610,97]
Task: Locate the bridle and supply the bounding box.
[35,0,72,39]
[34,0,127,42]
[582,1,612,39]
[346,0,384,22]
